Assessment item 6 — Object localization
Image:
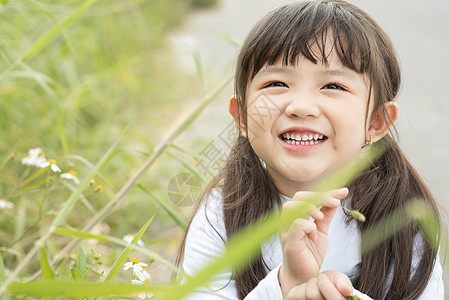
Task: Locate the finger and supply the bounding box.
[282,218,317,243]
[332,273,353,297]
[317,273,347,300]
[282,200,323,221]
[286,284,306,300]
[315,205,338,235]
[321,271,353,297]
[315,188,349,234]
[321,187,349,208]
[306,277,324,300]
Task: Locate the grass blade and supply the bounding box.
[76,244,87,279]
[7,281,166,297]
[103,212,157,282]
[184,44,206,95]
[0,254,10,300]
[137,184,187,230]
[164,150,207,184]
[22,0,98,61]
[212,32,242,47]
[38,247,54,281]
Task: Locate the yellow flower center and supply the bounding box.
[130,258,141,264]
[143,279,151,284]
[96,185,103,192]
[69,170,77,176]
[48,159,57,164]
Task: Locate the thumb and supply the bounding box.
[325,270,353,297]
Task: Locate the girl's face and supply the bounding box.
[242,50,373,197]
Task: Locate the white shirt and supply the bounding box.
[182,190,444,299]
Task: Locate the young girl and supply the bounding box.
[175,0,444,299]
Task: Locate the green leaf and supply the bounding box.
[53,227,112,242]
[0,254,10,300]
[7,281,165,298]
[0,254,5,283]
[39,247,54,281]
[70,268,84,282]
[138,184,187,230]
[184,44,206,95]
[22,0,98,61]
[0,0,8,5]
[164,150,206,184]
[76,244,87,279]
[212,32,242,47]
[103,213,156,282]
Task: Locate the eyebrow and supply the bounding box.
[257,65,296,75]
[320,68,355,78]
[257,65,356,78]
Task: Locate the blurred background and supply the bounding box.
[0,0,448,295]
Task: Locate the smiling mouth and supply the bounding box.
[280,132,327,145]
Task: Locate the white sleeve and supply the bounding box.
[418,254,445,299]
[181,191,284,300]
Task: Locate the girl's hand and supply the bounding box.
[278,188,349,296]
[286,270,353,300]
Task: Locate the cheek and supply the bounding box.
[246,98,283,134]
[330,106,367,146]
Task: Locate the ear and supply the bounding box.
[229,96,247,138]
[367,102,398,142]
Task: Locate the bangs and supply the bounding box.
[242,0,374,81]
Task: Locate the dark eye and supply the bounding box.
[322,83,346,91]
[266,81,288,88]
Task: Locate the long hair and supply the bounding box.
[175,1,441,299]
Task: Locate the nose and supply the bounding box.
[284,91,321,119]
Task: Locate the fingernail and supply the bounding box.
[339,187,349,194]
[331,197,341,205]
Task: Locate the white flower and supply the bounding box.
[60,171,80,184]
[48,159,61,173]
[135,269,151,282]
[21,148,50,168]
[0,199,14,210]
[131,278,153,299]
[123,233,145,247]
[21,148,62,173]
[123,258,148,274]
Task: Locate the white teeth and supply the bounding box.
[283,132,326,144]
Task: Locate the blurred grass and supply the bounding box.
[0,0,219,286]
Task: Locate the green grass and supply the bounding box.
[0,0,217,293]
